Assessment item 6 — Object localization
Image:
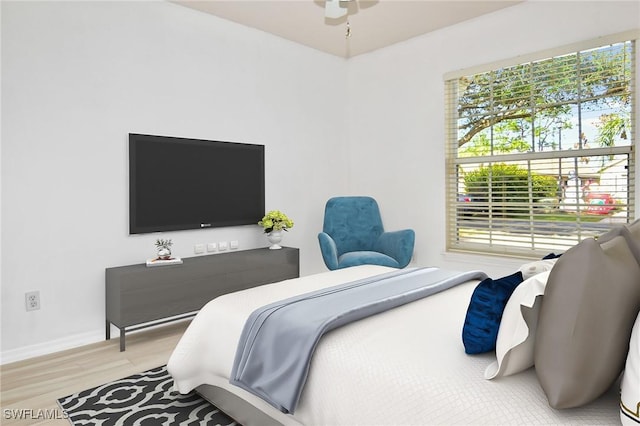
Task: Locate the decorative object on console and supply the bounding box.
[266,230,284,250]
[462,271,524,354]
[155,238,173,260]
[317,196,415,270]
[259,210,294,250]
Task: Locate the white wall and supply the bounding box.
[346,1,640,277]
[1,1,348,362]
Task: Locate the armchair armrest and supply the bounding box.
[375,229,416,268]
[318,232,339,270]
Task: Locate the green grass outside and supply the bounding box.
[533,213,607,222]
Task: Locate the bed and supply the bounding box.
[167,262,632,425]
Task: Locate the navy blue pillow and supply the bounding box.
[462,271,524,355]
[542,252,563,259]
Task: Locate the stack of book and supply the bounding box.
[146,257,183,267]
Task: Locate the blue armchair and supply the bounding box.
[318,196,415,270]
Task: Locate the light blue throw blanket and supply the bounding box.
[229,267,488,413]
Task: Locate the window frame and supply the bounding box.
[445,31,638,258]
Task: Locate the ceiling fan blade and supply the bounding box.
[325,0,348,19]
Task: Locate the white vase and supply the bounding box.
[266,230,283,250]
[157,247,172,260]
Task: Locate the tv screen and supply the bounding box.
[129,133,265,234]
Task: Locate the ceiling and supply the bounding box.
[171,0,523,58]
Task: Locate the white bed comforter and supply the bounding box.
[168,265,619,426]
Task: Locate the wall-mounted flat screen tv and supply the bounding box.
[129,133,265,234]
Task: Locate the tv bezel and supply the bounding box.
[129,133,265,235]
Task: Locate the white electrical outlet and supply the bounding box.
[25,291,40,311]
[218,241,228,251]
[194,244,205,254]
[207,242,217,252]
[230,240,239,250]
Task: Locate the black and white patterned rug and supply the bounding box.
[57,365,238,425]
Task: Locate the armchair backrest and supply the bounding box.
[322,196,384,256]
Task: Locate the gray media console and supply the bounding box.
[105,247,300,351]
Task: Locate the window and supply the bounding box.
[445,34,636,258]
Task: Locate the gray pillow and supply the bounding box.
[534,235,640,409]
[626,217,640,248]
[597,221,640,264]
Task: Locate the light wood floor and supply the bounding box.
[0,321,191,426]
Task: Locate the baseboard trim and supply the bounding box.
[0,330,103,365]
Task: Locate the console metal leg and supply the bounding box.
[120,329,126,352]
[106,320,111,340]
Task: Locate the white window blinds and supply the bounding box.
[445,35,636,258]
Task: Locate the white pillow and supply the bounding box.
[517,258,558,280]
[621,311,640,425]
[485,271,550,380]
